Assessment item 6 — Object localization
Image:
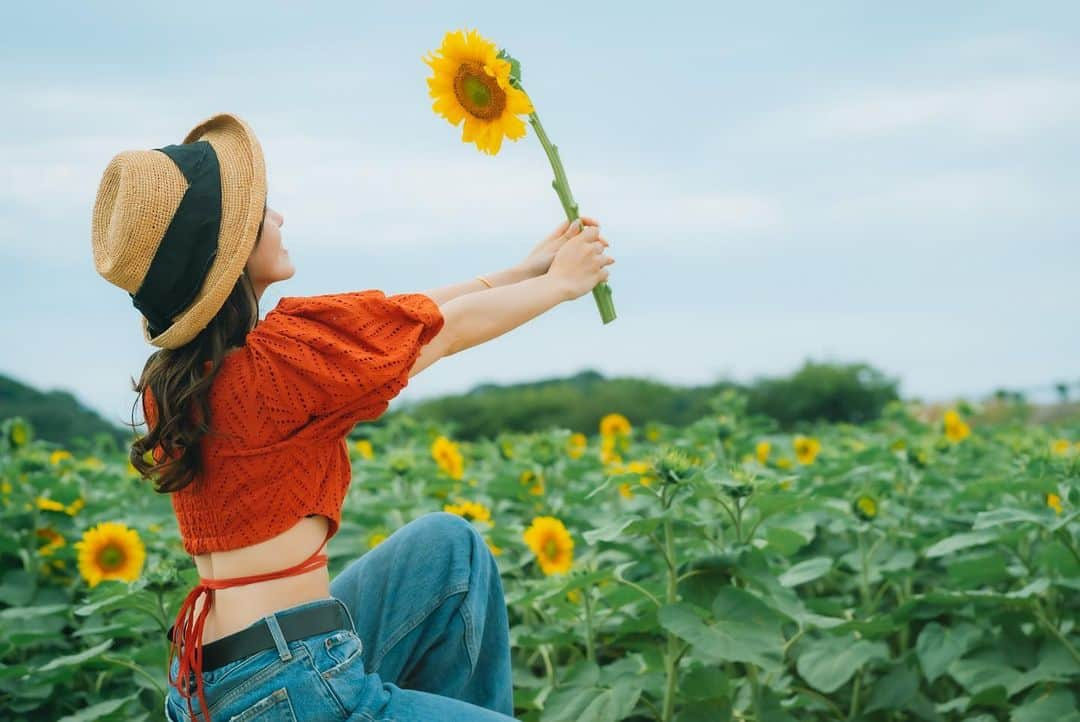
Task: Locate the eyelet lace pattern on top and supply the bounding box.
[142,289,444,556]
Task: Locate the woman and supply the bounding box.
[90,112,614,722]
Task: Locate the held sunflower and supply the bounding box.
[423,28,534,156]
[423,27,617,325]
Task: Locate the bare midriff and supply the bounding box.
[189,514,335,645]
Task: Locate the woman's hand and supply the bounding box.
[548,224,615,301]
[518,216,607,278]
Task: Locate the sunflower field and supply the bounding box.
[0,390,1077,722]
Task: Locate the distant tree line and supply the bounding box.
[386,361,902,440]
[0,360,923,448]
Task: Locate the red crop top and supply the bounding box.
[143,289,444,722]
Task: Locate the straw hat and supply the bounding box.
[91,112,266,349]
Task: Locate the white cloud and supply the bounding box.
[816,170,1050,225]
[0,119,784,263]
[800,76,1080,139]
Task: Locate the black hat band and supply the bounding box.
[130,140,222,338]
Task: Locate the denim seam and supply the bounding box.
[203,645,311,718]
[459,598,479,673]
[316,666,377,722]
[231,687,294,722]
[306,631,372,720]
[320,632,363,680]
[370,580,469,672]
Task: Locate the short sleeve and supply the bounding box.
[246,290,445,437]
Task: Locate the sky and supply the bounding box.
[1,1,1077,429]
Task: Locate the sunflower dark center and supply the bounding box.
[544,538,558,559]
[453,62,506,120]
[98,545,124,570]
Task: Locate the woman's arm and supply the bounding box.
[421,265,534,306]
[440,273,569,357]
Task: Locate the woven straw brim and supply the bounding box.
[93,113,266,349]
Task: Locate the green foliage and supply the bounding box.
[1,393,1079,721]
[745,360,901,428]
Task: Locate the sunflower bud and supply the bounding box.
[7,418,31,449]
[853,494,879,521]
[388,451,413,475]
[906,447,929,468]
[715,415,736,442]
[531,437,557,467]
[654,447,698,485]
[144,557,180,593]
[719,466,754,498]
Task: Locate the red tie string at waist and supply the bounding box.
[167,528,333,722]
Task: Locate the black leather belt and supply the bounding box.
[167,600,351,673]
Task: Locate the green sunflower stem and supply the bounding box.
[660,484,680,722]
[526,109,617,325]
[582,573,596,663]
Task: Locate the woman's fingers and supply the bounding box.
[553,216,601,238]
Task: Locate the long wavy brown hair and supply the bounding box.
[128,213,266,494]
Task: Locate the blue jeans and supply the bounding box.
[165,512,520,721]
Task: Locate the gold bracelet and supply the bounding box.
[476,275,494,289]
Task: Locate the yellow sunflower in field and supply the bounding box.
[353,440,374,460]
[431,435,465,480]
[600,413,632,438]
[423,28,535,155]
[756,441,771,464]
[50,449,72,465]
[523,516,574,575]
[73,521,145,588]
[943,409,971,443]
[520,469,545,496]
[623,459,656,487]
[794,436,822,465]
[444,500,493,525]
[566,433,588,460]
[600,436,623,467]
[35,527,66,556]
[35,497,66,513]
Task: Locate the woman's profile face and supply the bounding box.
[245,204,293,297]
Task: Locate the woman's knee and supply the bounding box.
[410,510,481,547]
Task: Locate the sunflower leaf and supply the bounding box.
[74,591,134,617]
[497,48,523,88]
[55,693,138,722]
[37,639,114,672]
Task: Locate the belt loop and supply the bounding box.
[335,598,357,633]
[264,614,293,662]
